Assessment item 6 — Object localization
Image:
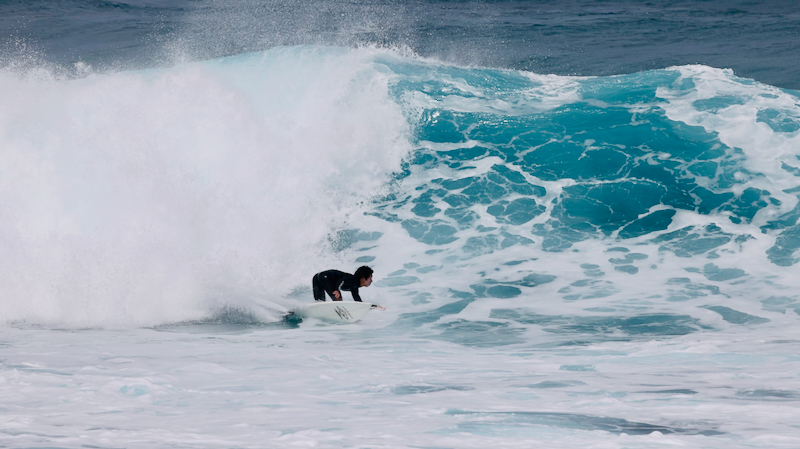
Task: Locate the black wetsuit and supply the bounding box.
[312,270,363,302]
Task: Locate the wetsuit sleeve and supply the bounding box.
[351,287,362,302]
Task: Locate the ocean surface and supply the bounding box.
[2,1,800,448]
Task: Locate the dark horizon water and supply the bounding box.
[1,0,799,90]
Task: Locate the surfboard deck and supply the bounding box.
[293,301,376,324]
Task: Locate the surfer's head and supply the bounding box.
[355,266,373,287]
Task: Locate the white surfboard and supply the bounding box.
[293,302,377,324]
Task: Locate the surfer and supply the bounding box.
[312,266,373,302]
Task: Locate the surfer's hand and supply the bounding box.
[371,305,386,310]
[333,290,341,300]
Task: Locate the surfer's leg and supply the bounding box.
[312,274,326,301]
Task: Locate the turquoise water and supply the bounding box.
[350,54,800,345]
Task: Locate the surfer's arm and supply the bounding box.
[322,273,345,301]
[351,287,362,302]
[323,285,341,301]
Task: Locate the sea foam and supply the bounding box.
[0,46,411,327]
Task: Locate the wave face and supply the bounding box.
[345,55,800,346]
[2,46,800,333]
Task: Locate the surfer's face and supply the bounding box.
[361,275,373,287]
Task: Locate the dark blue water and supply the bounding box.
[2,0,799,89]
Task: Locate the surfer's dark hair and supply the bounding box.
[354,266,373,280]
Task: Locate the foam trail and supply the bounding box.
[0,46,411,328]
